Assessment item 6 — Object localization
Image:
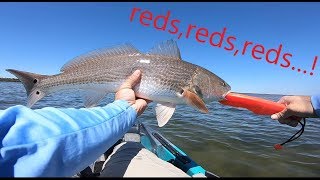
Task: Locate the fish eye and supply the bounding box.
[33,79,37,84]
[36,91,40,95]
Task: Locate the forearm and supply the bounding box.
[311,94,320,117]
[0,100,137,177]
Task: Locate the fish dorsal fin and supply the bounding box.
[60,43,141,72]
[155,102,176,127]
[146,40,182,60]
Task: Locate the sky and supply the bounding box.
[0,2,319,95]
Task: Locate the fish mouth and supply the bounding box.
[222,90,231,99]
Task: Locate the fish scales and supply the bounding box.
[41,55,194,98]
[6,40,231,127]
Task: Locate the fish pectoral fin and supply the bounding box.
[182,89,209,113]
[82,88,109,108]
[155,102,176,127]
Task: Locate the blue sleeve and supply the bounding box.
[0,100,137,177]
[311,94,320,117]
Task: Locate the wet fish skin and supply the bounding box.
[7,40,231,127]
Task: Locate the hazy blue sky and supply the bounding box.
[0,2,319,95]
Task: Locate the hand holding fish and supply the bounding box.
[7,40,230,127]
[115,70,150,116]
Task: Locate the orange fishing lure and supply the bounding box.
[219,92,305,150]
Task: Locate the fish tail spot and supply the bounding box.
[6,69,48,107]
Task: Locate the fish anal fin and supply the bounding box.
[155,102,176,127]
[182,89,209,113]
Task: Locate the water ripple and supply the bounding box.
[1,82,320,177]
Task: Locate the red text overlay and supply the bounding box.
[129,7,317,76]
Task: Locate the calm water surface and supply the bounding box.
[1,82,319,177]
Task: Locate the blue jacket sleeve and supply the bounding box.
[311,94,320,117]
[0,100,137,177]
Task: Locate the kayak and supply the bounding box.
[75,121,218,177]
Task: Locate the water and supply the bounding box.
[1,82,320,177]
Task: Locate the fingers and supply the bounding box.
[115,70,151,116]
[277,96,290,105]
[144,99,152,104]
[132,99,149,116]
[118,70,141,90]
[271,107,299,127]
[279,118,299,127]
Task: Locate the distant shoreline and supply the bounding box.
[0,77,20,82]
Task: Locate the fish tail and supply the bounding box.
[6,69,48,107]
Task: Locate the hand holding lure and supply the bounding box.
[219,92,305,150]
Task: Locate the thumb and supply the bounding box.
[271,108,291,120]
[119,70,141,90]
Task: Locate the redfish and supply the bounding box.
[7,40,231,127]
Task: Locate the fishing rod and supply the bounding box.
[219,92,305,150]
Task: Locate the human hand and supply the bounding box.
[271,96,317,127]
[115,70,150,116]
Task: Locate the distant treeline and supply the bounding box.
[0,77,20,82]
